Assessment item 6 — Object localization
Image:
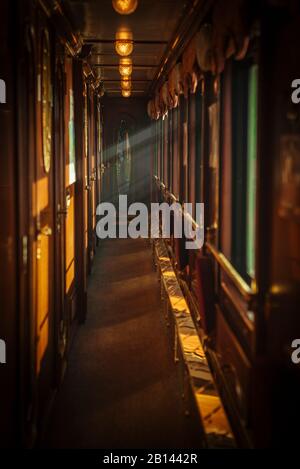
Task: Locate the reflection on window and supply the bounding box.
[69,89,76,184]
[195,87,203,205]
[231,61,258,282]
[208,101,220,237]
[172,107,179,199]
[246,64,258,279]
[41,30,52,173]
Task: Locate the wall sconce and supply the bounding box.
[122,89,131,97]
[119,57,132,77]
[121,78,132,91]
[115,29,134,57]
[112,0,138,15]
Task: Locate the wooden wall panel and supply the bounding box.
[0,0,18,448]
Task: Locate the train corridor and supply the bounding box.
[2,0,300,451]
[43,237,202,449]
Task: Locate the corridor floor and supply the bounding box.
[44,238,202,448]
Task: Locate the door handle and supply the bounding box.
[57,208,68,215]
[39,225,52,236]
[57,205,68,216]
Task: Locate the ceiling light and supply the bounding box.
[119,57,132,77]
[112,0,138,15]
[121,78,132,91]
[122,89,131,97]
[115,29,134,57]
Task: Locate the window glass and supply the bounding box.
[246,64,258,278]
[230,60,258,282]
[41,31,52,173]
[208,100,220,239]
[188,93,196,213]
[172,106,179,199]
[169,110,173,192]
[160,118,164,180]
[195,87,203,205]
[163,114,169,187]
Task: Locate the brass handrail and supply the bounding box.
[153,176,257,302]
[154,175,201,234]
[206,242,257,301]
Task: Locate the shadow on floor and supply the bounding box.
[43,238,203,449]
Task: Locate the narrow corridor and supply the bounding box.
[2,0,300,450]
[44,238,202,448]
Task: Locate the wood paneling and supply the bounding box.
[0,0,18,448]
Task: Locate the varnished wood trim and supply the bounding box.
[206,242,257,301]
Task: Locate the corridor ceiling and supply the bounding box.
[67,0,190,97]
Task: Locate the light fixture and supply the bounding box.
[115,29,133,57]
[112,0,138,15]
[122,89,131,97]
[121,78,132,91]
[119,57,132,77]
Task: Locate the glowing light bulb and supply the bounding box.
[119,57,132,77]
[121,78,132,91]
[122,89,131,97]
[115,29,133,57]
[112,0,138,15]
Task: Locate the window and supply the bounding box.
[195,86,203,204]
[168,110,173,192]
[188,92,196,212]
[246,64,258,279]
[208,99,220,237]
[183,99,189,202]
[160,117,164,180]
[172,106,179,199]
[221,59,258,283]
[163,113,169,187]
[41,30,52,173]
